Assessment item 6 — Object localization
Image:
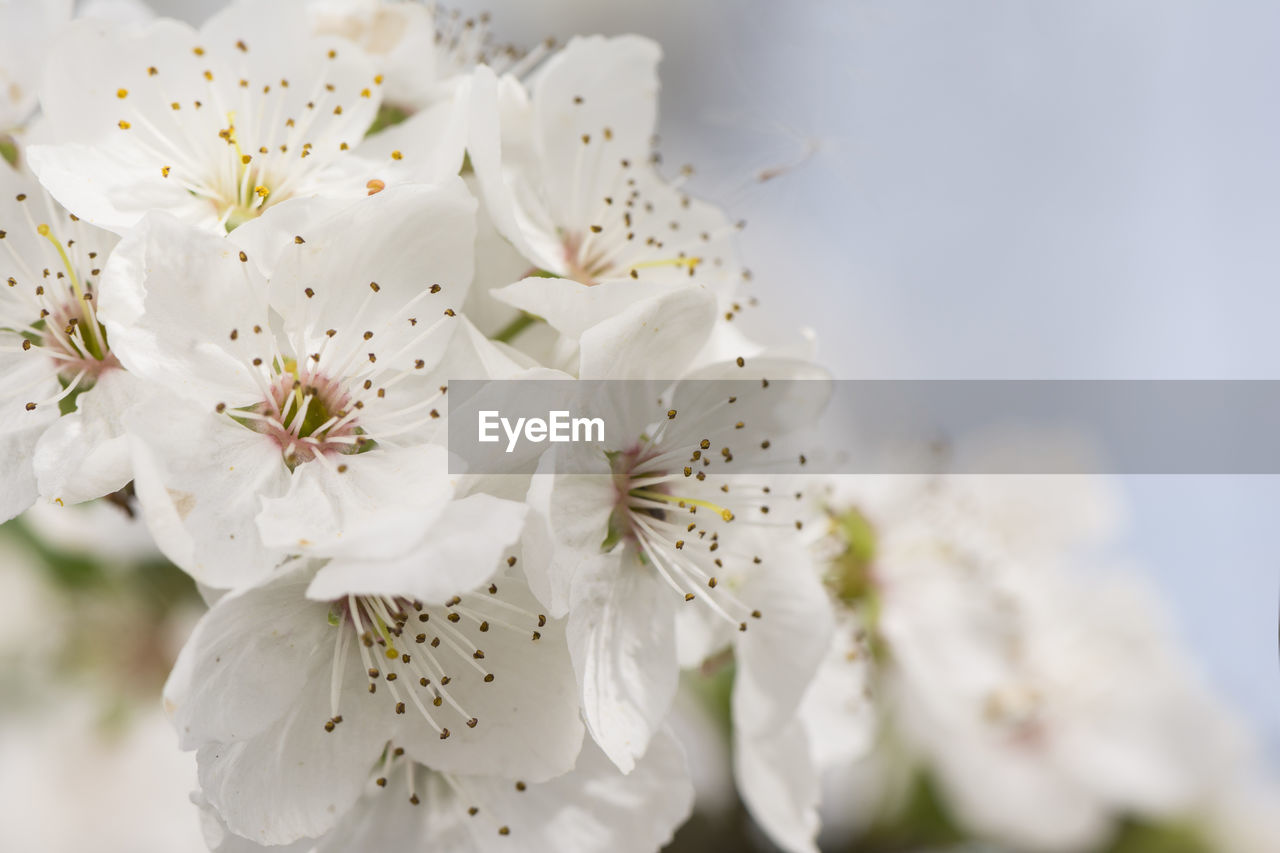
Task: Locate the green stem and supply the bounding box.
[493,311,540,344]
[0,135,18,168]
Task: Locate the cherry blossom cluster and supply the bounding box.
[1,1,829,850]
[3,2,1277,852]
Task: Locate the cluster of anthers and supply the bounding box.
[321,568,546,742]
[4,194,117,413]
[432,7,544,79]
[556,122,746,296]
[371,749,531,837]
[213,249,454,468]
[605,382,810,634]
[114,39,380,229]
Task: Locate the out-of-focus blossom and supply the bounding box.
[307,0,529,116]
[0,0,72,143]
[803,474,1280,852]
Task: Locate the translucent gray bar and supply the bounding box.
[446,380,1280,474]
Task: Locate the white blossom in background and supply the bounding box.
[806,474,1280,852]
[166,561,585,845]
[0,697,209,853]
[22,497,162,564]
[307,0,534,115]
[0,0,73,142]
[0,166,143,521]
[96,183,479,587]
[307,0,441,114]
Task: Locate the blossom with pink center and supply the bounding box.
[0,166,145,520]
[96,181,487,588]
[520,344,833,774]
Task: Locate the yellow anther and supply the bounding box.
[630,488,735,522]
[625,256,702,273]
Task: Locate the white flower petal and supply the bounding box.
[393,577,585,783]
[27,139,222,234]
[306,492,526,604]
[260,181,475,370]
[197,652,390,846]
[0,0,72,130]
[523,463,616,617]
[798,613,878,772]
[257,443,453,561]
[529,36,661,228]
[33,368,142,505]
[356,85,470,183]
[491,275,690,340]
[467,67,564,273]
[577,285,717,379]
[318,730,692,853]
[0,329,60,521]
[567,551,680,773]
[98,211,270,408]
[165,567,330,750]
[0,403,56,524]
[735,720,822,853]
[456,731,692,853]
[127,396,291,588]
[731,545,835,738]
[193,789,312,853]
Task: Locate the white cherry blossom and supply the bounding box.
[809,475,1255,852]
[307,0,439,115]
[470,35,744,289]
[166,558,585,845]
[0,166,144,521]
[466,35,761,362]
[521,348,833,773]
[0,0,72,143]
[27,0,461,235]
[96,182,478,588]
[307,1,535,116]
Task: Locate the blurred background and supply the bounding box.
[4,0,1278,850]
